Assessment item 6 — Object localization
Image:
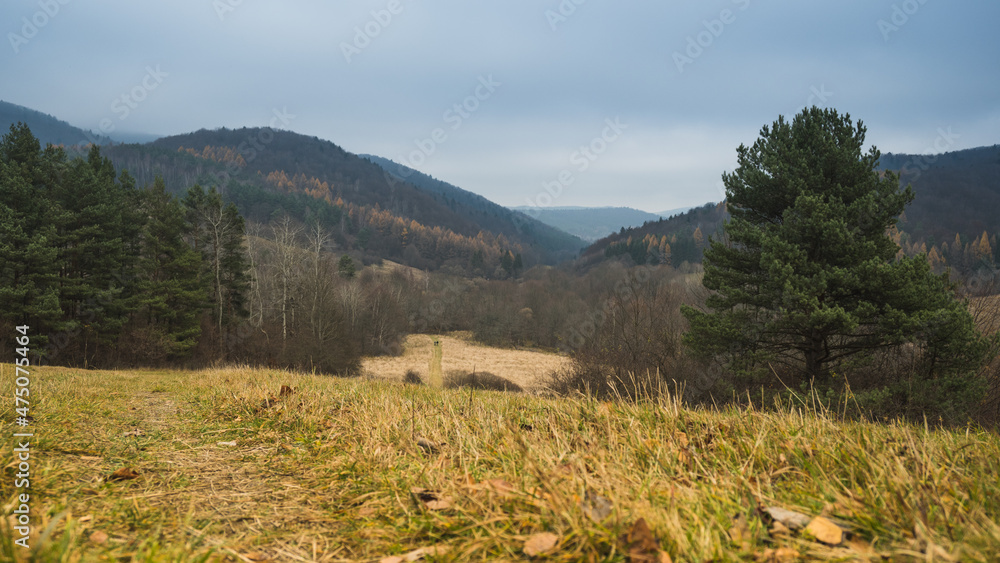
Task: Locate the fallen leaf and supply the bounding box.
[728,513,750,542]
[769,520,791,537]
[410,487,453,510]
[580,490,613,522]
[279,385,294,397]
[621,518,660,562]
[674,431,690,448]
[217,441,238,447]
[804,516,843,546]
[728,513,752,551]
[657,551,673,563]
[379,545,447,563]
[78,515,92,523]
[89,531,108,544]
[846,538,877,556]
[764,507,812,530]
[758,547,799,562]
[677,449,691,465]
[243,552,270,562]
[424,499,452,510]
[121,428,144,437]
[484,479,518,496]
[523,532,559,557]
[107,467,140,482]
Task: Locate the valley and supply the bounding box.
[2,101,1000,562]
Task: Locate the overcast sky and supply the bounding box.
[3,1,998,212]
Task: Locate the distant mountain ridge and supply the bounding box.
[582,144,1000,270]
[0,100,110,146]
[95,126,583,272]
[509,206,669,242]
[6,101,996,275]
[878,145,1000,245]
[363,155,585,260]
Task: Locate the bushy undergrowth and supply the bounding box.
[444,369,522,393]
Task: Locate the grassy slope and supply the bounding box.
[2,364,999,562]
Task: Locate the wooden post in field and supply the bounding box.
[429,337,443,388]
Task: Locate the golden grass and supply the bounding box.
[2,362,1000,562]
[360,333,572,392]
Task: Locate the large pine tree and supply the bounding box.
[0,125,63,346]
[682,107,988,385]
[134,177,207,358]
[48,145,142,364]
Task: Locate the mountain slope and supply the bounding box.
[580,202,726,268]
[363,155,585,259]
[582,144,1000,270]
[97,127,582,271]
[508,206,668,242]
[879,145,1000,244]
[0,100,110,146]
[146,128,481,235]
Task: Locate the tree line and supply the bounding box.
[0,124,405,372]
[3,115,998,426]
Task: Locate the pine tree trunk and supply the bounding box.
[804,330,825,379]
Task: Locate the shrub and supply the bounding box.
[444,370,522,393]
[547,362,667,402]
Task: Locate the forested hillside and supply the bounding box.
[581,202,727,268]
[0,123,410,373]
[0,100,110,146]
[364,155,585,259]
[879,145,1000,244]
[508,205,668,242]
[98,128,580,274]
[584,145,1000,280]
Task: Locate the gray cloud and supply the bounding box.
[2,0,997,211]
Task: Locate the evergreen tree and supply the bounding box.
[682,107,989,386]
[183,185,251,338]
[0,125,63,348]
[500,251,514,276]
[1,125,150,364]
[47,146,141,364]
[470,249,485,272]
[338,255,356,278]
[136,177,207,357]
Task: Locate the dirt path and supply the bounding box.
[111,383,346,560]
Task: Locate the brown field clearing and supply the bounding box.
[360,332,571,392]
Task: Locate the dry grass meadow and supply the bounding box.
[361,333,571,392]
[2,342,1000,562]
